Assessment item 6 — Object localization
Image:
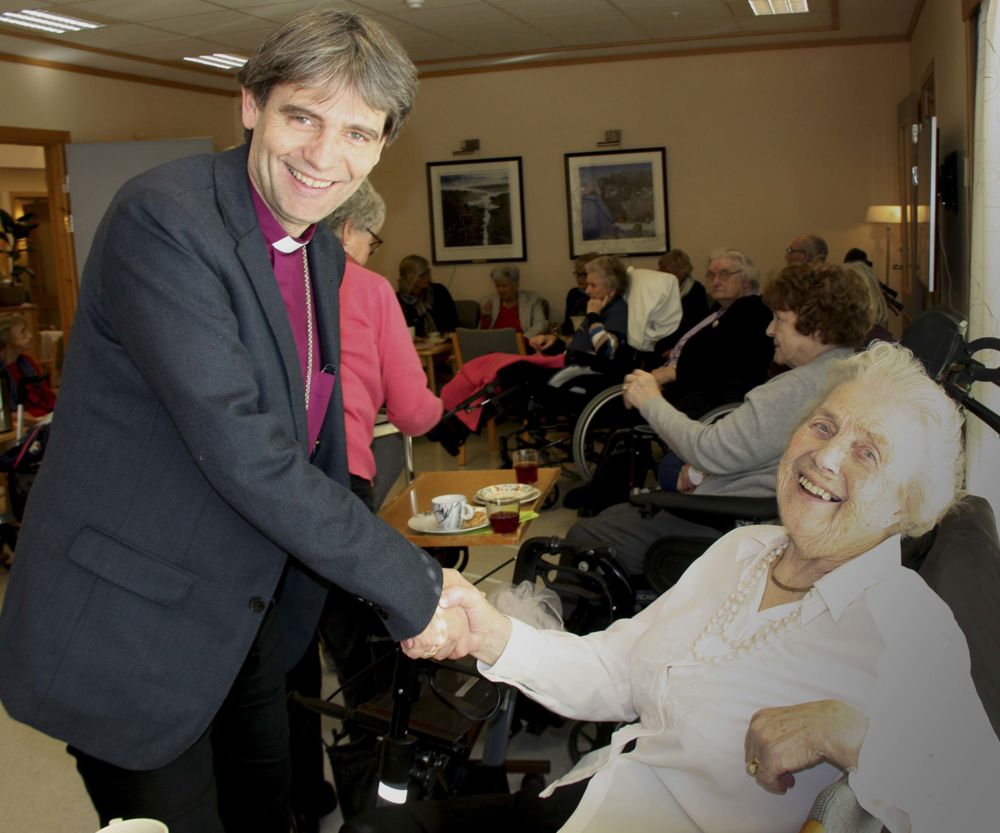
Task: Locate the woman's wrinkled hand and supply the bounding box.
[586,296,608,316]
[438,577,513,666]
[744,700,869,794]
[622,369,663,411]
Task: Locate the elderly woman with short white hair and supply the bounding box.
[479,264,549,338]
[355,342,1000,833]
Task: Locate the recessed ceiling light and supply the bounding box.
[748,1,809,14]
[183,53,248,70]
[0,9,103,33]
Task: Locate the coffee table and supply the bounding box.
[378,467,559,550]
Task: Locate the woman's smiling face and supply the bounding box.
[776,380,923,561]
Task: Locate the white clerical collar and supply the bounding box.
[273,236,307,254]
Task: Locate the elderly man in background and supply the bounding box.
[0,10,466,832]
[785,233,828,267]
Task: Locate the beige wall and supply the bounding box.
[368,41,910,323]
[1,61,241,147]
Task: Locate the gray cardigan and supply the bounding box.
[480,289,549,338]
[637,347,855,497]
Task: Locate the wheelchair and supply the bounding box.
[289,534,637,822]
[435,269,683,485]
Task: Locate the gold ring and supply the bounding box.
[745,757,760,777]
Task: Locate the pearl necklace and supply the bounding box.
[302,246,313,411]
[691,541,814,664]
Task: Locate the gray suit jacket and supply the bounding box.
[0,145,442,769]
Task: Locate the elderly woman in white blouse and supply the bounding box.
[361,342,999,833]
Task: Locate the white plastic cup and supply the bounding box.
[97,820,169,833]
[431,494,474,531]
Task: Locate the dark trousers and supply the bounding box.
[340,778,589,833]
[70,605,291,833]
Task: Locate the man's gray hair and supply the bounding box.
[237,8,418,144]
[708,248,761,291]
[802,234,828,262]
[490,265,520,285]
[325,180,385,239]
[820,341,965,537]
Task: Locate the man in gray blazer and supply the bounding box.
[0,10,465,832]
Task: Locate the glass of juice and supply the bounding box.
[512,448,540,484]
[485,496,521,534]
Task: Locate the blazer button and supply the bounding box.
[249,596,267,613]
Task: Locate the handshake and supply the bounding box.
[400,569,513,667]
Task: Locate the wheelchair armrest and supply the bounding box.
[629,490,779,531]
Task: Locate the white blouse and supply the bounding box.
[481,526,999,833]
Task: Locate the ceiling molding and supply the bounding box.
[419,34,909,80]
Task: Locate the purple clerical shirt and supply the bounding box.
[250,186,332,451]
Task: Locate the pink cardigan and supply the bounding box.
[340,259,442,480]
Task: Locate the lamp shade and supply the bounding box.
[865,205,902,224]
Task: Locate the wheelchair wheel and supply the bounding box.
[571,386,642,482]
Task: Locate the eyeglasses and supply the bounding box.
[366,227,383,255]
[785,247,808,257]
[573,271,588,278]
[705,268,744,280]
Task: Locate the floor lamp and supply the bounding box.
[864,204,901,285]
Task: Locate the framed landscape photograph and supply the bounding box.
[426,156,526,263]
[564,147,669,258]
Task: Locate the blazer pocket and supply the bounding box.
[67,526,194,609]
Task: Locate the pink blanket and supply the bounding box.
[441,352,566,431]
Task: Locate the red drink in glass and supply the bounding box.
[514,462,539,484]
[488,511,520,533]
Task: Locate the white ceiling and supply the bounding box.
[0,0,920,93]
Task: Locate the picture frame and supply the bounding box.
[564,147,669,258]
[426,156,526,263]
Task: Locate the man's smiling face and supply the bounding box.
[241,81,387,237]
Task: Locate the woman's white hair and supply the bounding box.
[822,341,965,537]
[708,248,760,291]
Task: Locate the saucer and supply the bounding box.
[474,483,541,505]
[407,508,489,534]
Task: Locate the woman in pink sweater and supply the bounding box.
[331,181,442,503]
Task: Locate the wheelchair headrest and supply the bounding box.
[899,307,968,382]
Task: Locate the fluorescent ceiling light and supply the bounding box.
[749,1,809,14]
[183,53,247,70]
[0,9,103,33]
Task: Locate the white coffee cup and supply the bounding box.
[431,494,474,531]
[97,819,169,833]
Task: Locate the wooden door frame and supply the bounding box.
[0,126,77,343]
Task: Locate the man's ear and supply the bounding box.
[241,88,260,131]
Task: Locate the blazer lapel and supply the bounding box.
[213,146,309,444]
[307,227,349,480]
